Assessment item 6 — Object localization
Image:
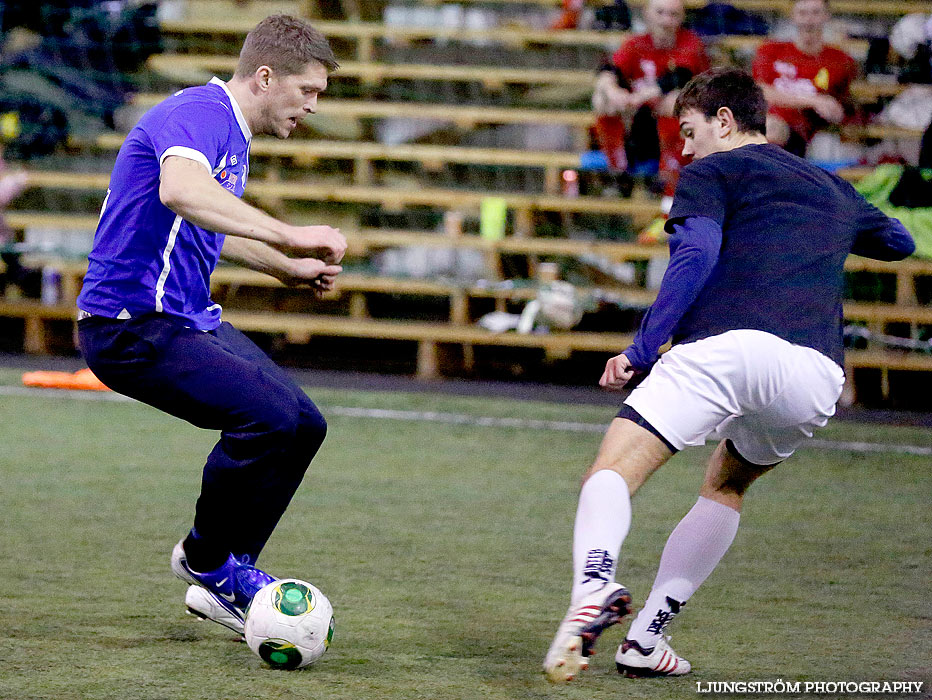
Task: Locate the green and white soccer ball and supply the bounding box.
[244,579,334,669]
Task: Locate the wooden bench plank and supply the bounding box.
[844,303,932,324]
[8,212,932,277]
[90,131,922,197]
[0,300,76,320]
[126,95,916,173]
[176,0,301,22]
[131,94,596,127]
[2,286,930,382]
[844,258,932,275]
[841,125,925,141]
[146,54,903,101]
[163,18,629,50]
[148,54,591,86]
[16,257,659,309]
[131,94,596,155]
[5,212,671,261]
[93,132,582,170]
[5,212,100,230]
[845,350,932,371]
[25,171,111,190]
[220,310,633,349]
[161,18,870,55]
[21,169,663,220]
[351,230,670,260]
[14,252,929,327]
[133,96,922,146]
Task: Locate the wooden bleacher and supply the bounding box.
[131,93,600,151]
[145,14,919,168]
[1,247,642,377]
[160,18,870,58]
[6,208,930,395]
[4,260,930,393]
[6,210,670,262]
[3,2,930,402]
[130,92,596,127]
[90,125,924,198]
[146,53,906,103]
[21,168,666,226]
[91,132,583,195]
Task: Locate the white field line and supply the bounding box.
[2,385,931,457]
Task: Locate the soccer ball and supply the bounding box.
[538,281,585,330]
[244,579,334,669]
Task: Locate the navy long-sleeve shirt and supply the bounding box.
[623,144,915,371]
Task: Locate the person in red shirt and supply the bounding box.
[551,0,584,30]
[752,0,858,156]
[593,0,709,191]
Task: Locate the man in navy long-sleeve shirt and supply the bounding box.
[544,67,915,683]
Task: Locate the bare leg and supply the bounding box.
[700,439,778,510]
[586,417,675,493]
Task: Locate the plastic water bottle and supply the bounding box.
[41,266,61,305]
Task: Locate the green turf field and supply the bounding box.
[0,368,929,700]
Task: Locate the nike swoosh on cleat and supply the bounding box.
[207,576,237,603]
[208,591,245,619]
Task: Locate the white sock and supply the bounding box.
[626,496,740,649]
[570,470,631,605]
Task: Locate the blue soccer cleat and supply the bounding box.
[171,539,276,634]
[184,585,246,635]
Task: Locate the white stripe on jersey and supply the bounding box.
[212,153,228,177]
[159,146,212,174]
[155,215,183,312]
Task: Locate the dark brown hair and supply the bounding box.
[674,67,767,134]
[235,15,339,78]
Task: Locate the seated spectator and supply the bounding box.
[592,0,708,194]
[752,0,857,157]
[551,0,584,30]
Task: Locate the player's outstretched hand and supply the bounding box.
[599,353,635,391]
[285,225,347,264]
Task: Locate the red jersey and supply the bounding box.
[752,41,858,140]
[611,29,709,91]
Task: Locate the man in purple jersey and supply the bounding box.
[77,15,347,636]
[544,68,915,683]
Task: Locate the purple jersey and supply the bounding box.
[78,78,251,330]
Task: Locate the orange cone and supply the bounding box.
[22,368,111,391]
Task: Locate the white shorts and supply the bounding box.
[624,330,845,465]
